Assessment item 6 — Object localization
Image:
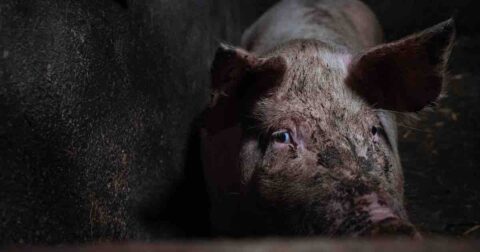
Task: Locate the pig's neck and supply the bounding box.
[241,0,383,55]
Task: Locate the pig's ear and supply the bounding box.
[210,44,260,102]
[346,19,455,112]
[206,44,286,134]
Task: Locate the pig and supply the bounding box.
[201,0,455,237]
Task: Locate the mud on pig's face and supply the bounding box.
[202,20,455,237]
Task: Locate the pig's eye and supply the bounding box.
[372,125,391,145]
[271,130,292,144]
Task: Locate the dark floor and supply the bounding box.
[8,239,480,252]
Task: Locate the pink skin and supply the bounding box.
[203,0,455,237]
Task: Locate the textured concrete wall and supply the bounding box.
[0,0,276,244]
[0,0,479,246]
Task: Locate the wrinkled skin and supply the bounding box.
[202,0,455,238]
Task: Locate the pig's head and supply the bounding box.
[201,20,455,238]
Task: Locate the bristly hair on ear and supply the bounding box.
[206,43,287,134]
[399,18,456,127]
[346,18,456,125]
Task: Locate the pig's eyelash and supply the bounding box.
[374,123,393,149]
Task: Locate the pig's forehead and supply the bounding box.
[255,40,375,127]
[264,39,352,75]
[255,93,373,130]
[271,48,366,114]
[267,40,356,100]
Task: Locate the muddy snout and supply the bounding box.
[343,193,421,239]
[364,217,421,239]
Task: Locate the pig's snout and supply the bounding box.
[364,217,421,239]
[338,193,421,238]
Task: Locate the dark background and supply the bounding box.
[0,0,479,245]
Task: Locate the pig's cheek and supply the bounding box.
[239,139,263,185]
[262,145,295,173]
[271,143,299,161]
[271,142,293,151]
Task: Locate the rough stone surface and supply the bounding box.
[0,0,479,245]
